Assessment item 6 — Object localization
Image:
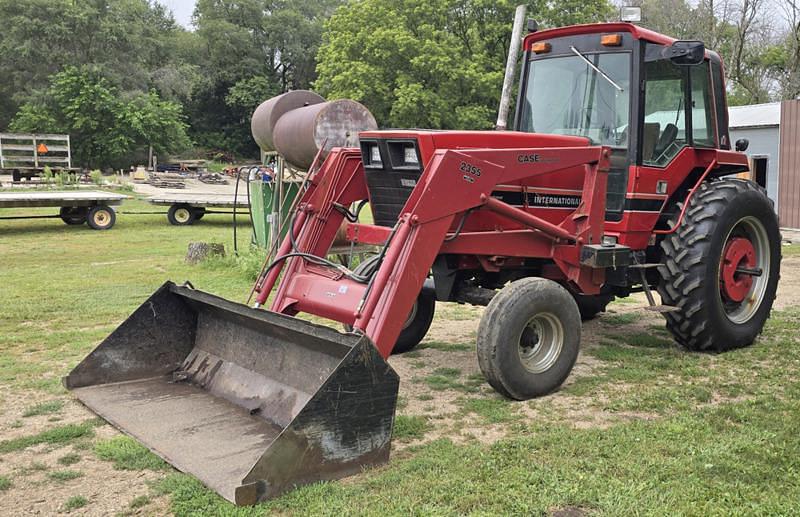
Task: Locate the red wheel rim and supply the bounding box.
[720,237,756,303]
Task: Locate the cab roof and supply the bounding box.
[523,22,676,49]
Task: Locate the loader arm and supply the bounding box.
[259,145,612,358]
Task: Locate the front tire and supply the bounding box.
[477,278,581,400]
[658,179,781,351]
[392,289,436,354]
[347,255,435,354]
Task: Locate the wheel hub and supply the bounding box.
[518,313,563,374]
[94,211,109,226]
[721,237,756,303]
[176,209,190,222]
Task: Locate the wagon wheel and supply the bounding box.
[59,206,88,225]
[87,205,116,230]
[168,204,196,226]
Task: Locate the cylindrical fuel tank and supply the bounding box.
[272,99,378,170]
[250,90,325,152]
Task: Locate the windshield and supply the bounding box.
[519,52,631,147]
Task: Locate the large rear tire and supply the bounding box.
[477,278,581,400]
[657,179,781,352]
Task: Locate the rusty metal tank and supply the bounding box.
[272,99,378,170]
[251,90,325,152]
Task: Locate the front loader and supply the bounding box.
[67,22,781,504]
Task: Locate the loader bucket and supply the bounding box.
[64,282,399,505]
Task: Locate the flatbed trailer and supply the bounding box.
[0,133,79,181]
[147,193,249,225]
[0,191,127,230]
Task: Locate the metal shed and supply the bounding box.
[729,99,800,229]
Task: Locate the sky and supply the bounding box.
[162,0,196,29]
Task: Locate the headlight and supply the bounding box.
[387,140,421,169]
[403,145,419,166]
[361,141,383,168]
[370,145,382,165]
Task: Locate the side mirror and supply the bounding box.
[664,41,705,66]
[735,138,749,152]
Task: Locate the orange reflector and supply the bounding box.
[531,42,551,54]
[37,143,49,154]
[601,34,623,46]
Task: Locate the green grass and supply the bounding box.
[0,422,95,453]
[4,192,800,514]
[62,495,88,512]
[0,194,254,392]
[0,475,11,491]
[22,400,64,417]
[94,436,168,471]
[424,367,463,391]
[459,397,519,424]
[48,469,84,482]
[393,415,429,441]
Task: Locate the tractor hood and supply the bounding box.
[358,129,590,169]
[357,130,592,227]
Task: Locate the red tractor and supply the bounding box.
[254,22,780,396]
[68,22,781,504]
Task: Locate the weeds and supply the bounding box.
[58,453,81,466]
[62,495,88,512]
[129,495,150,508]
[0,475,10,491]
[90,169,103,185]
[23,400,64,417]
[48,469,84,482]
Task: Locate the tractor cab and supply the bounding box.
[516,23,730,221]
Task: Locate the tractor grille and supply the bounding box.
[360,139,422,227]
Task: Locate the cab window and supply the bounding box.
[691,61,715,147]
[642,60,686,166]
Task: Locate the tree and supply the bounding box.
[0,0,189,128]
[314,0,614,130]
[188,0,344,158]
[10,67,190,169]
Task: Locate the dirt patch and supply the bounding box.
[0,390,169,516]
[774,255,800,309]
[389,254,800,448]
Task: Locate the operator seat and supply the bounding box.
[653,123,679,158]
[642,122,660,161]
